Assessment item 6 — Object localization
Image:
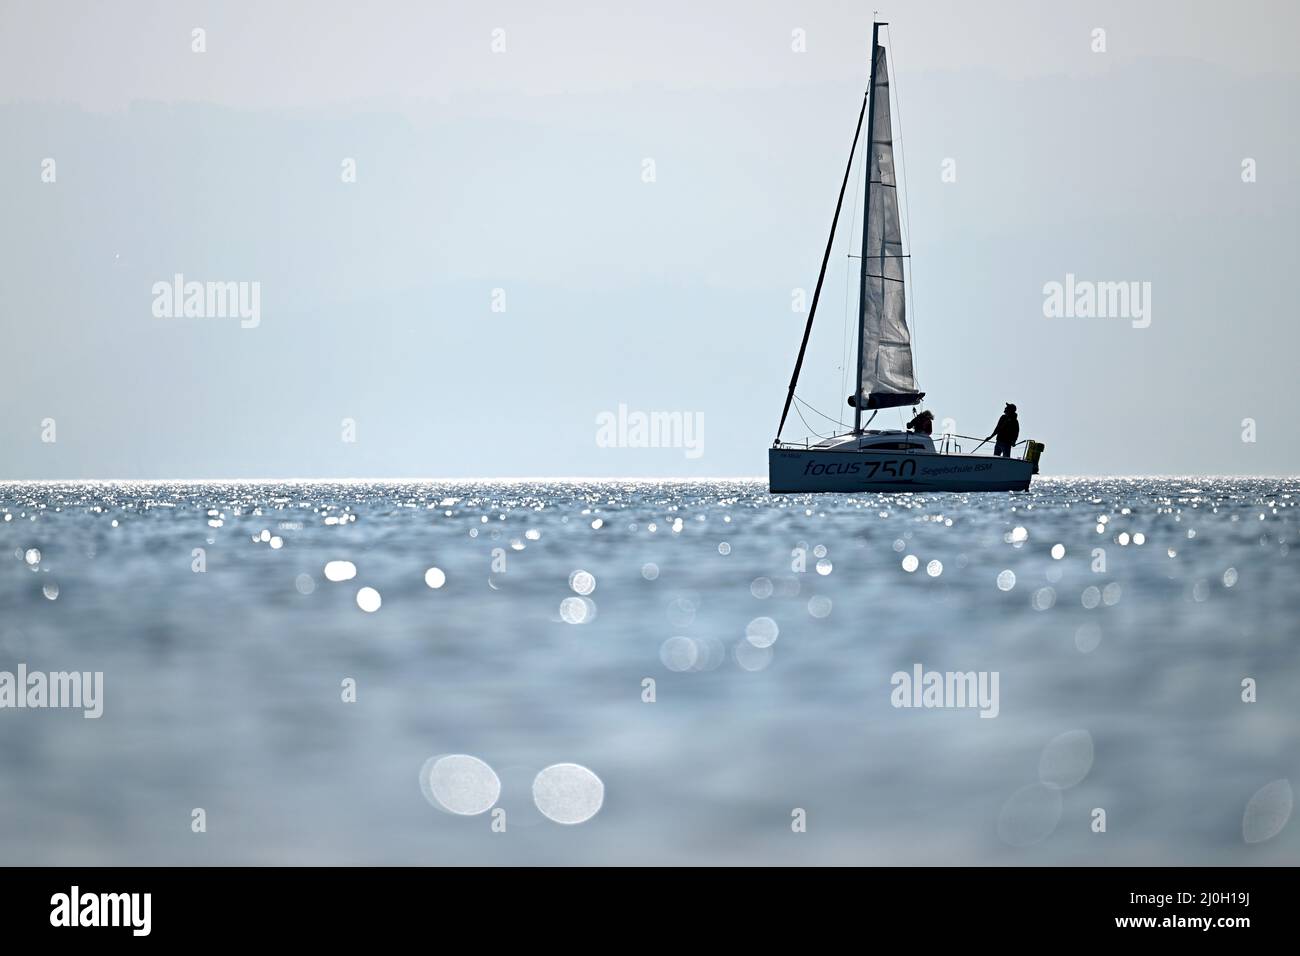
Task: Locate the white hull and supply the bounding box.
[769,445,1034,493]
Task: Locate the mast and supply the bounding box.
[775,93,868,442]
[854,21,882,434]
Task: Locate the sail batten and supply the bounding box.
[855,41,917,416]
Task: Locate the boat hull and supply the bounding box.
[768,447,1034,493]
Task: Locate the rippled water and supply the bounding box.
[1,478,1296,864]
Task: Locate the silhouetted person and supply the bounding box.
[985,403,1019,457]
[907,410,934,436]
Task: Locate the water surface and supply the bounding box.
[1,478,1296,864]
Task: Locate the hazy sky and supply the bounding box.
[2,0,1297,478]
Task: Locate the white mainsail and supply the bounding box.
[856,43,918,410]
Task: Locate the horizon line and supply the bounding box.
[2,473,1298,485]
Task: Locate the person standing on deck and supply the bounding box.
[985,404,1019,457]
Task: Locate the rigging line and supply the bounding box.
[794,393,845,427]
[776,92,869,441]
[883,23,920,388]
[794,403,832,440]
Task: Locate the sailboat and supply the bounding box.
[769,22,1043,494]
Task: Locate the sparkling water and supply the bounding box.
[0,478,1295,863]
